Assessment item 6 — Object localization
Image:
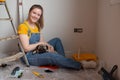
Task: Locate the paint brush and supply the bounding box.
[32,71,44,78]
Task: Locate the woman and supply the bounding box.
[17,4,82,70]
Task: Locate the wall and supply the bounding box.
[97,0,120,79]
[0,0,97,57]
[23,0,97,54]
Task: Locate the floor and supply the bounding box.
[0,60,103,80]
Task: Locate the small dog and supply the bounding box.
[32,45,48,54]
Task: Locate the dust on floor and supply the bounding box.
[0,60,103,80]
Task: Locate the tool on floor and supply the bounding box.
[0,63,10,68]
[32,71,44,78]
[44,69,53,73]
[11,66,24,78]
[101,65,118,80]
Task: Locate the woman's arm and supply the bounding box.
[19,34,42,52]
[39,33,44,42]
[39,33,55,52]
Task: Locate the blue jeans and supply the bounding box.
[48,38,65,56]
[23,33,81,70]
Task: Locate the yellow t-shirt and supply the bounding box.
[17,21,40,37]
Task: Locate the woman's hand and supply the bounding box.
[41,42,55,52]
[48,45,55,53]
[38,41,46,45]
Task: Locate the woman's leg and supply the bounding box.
[49,53,81,70]
[26,52,81,70]
[48,38,65,56]
[26,52,52,66]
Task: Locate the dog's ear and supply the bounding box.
[45,45,48,50]
[36,45,40,49]
[32,45,40,54]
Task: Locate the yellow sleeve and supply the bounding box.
[17,24,28,35]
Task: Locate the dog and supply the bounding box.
[32,45,48,54]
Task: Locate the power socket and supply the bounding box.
[74,28,83,33]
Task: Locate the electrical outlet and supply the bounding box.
[74,28,83,33]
